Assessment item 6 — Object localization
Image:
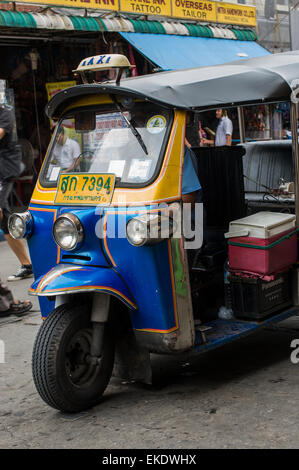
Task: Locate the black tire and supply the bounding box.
[32,302,115,413]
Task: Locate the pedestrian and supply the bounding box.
[201,108,233,147]
[0,103,33,281]
[0,277,32,317]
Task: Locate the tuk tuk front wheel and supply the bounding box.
[32,302,115,413]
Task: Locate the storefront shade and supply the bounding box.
[47,50,299,118]
[119,33,269,70]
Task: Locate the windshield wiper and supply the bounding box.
[110,95,148,155]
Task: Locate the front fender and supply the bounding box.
[29,263,137,310]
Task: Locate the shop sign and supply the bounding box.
[9,0,256,26]
[46,81,76,102]
[19,0,119,11]
[172,0,216,22]
[120,0,171,16]
[46,81,76,128]
[217,2,256,26]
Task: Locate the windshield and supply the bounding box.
[41,103,172,188]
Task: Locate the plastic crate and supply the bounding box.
[231,270,292,320]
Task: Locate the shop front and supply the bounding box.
[0,0,270,206]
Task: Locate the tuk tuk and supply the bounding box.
[8,51,299,412]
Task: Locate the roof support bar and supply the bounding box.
[291,101,299,227]
[237,106,245,143]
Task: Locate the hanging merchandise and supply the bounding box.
[29,49,43,165]
[0,80,6,105]
[129,44,138,77]
[29,49,40,71]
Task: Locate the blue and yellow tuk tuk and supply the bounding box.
[8,51,299,412]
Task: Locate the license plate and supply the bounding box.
[55,173,115,206]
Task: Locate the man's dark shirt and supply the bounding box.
[186,114,201,148]
[0,106,21,181]
[0,106,13,151]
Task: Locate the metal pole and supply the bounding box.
[291,101,299,226]
[238,106,245,143]
[289,0,293,51]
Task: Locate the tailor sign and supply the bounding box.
[172,0,216,22]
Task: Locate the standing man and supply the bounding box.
[202,109,233,147]
[0,104,33,281]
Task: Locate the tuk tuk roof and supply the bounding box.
[47,50,299,117]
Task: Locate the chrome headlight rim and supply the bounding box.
[126,217,148,247]
[52,213,84,252]
[126,213,175,247]
[8,211,33,239]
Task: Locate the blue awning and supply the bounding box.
[120,32,270,70]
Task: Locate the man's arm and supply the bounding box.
[182,191,197,207]
[64,157,80,173]
[182,148,201,208]
[226,134,232,146]
[201,138,214,145]
[0,128,6,140]
[63,139,81,173]
[224,119,233,146]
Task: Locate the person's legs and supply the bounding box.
[4,234,31,266]
[4,229,33,281]
[0,277,32,317]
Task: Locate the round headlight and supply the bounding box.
[53,213,84,251]
[8,212,33,239]
[126,218,148,246]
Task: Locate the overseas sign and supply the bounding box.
[172,0,216,22]
[217,2,256,26]
[120,0,171,16]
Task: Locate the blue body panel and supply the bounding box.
[58,207,110,267]
[27,205,59,316]
[102,207,177,332]
[28,204,177,332]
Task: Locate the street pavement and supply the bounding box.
[1,239,299,449]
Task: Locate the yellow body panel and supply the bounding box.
[31,95,186,206]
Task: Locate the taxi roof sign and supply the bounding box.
[74,54,133,73]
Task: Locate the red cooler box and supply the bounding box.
[225,212,297,275]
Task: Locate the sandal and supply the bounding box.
[0,300,32,318]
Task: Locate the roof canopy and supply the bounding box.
[119,33,269,70]
[47,50,299,118]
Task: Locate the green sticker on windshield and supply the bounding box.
[147,115,166,134]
